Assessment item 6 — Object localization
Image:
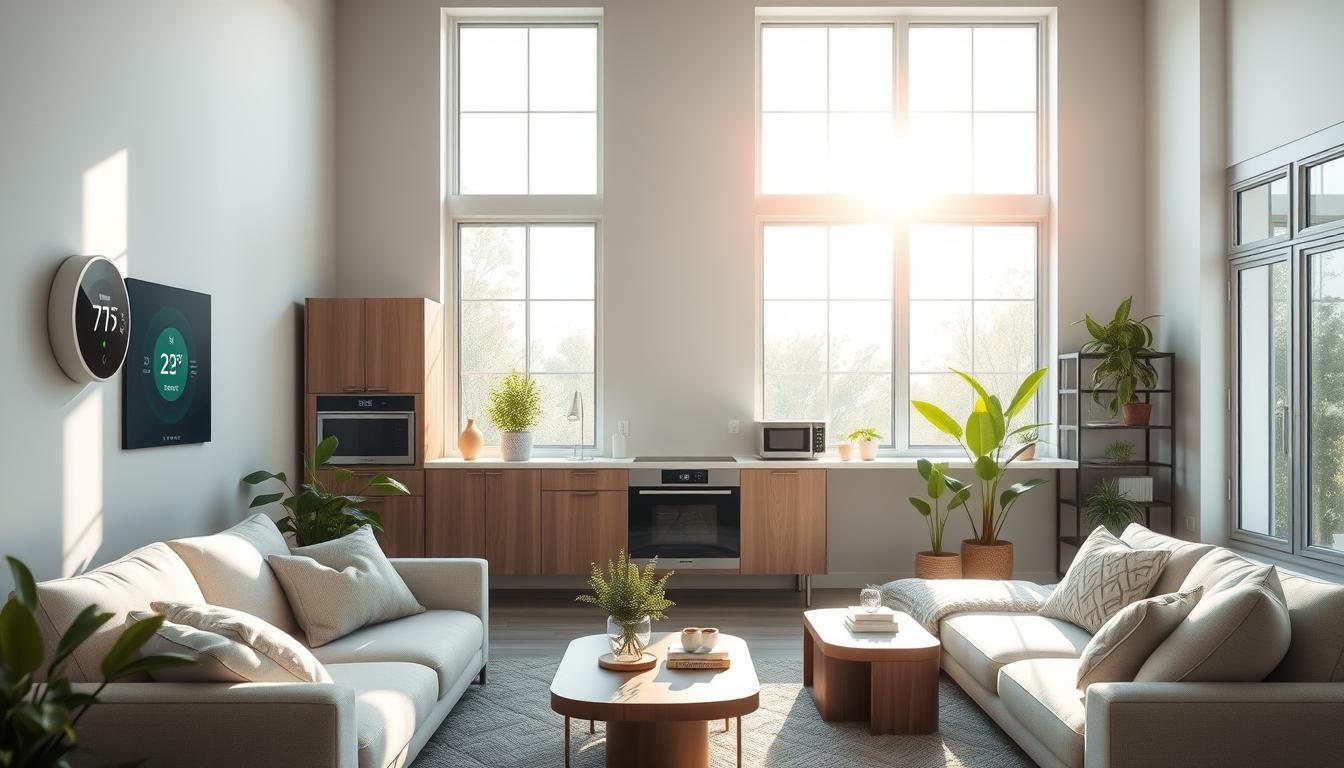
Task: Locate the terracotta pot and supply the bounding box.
[837,443,855,461]
[1121,402,1152,426]
[961,539,1014,579]
[1018,443,1037,461]
[915,551,962,579]
[859,440,880,460]
[457,418,483,460]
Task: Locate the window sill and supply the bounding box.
[1227,542,1344,584]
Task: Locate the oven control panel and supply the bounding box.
[662,469,709,484]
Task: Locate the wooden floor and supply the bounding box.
[489,587,854,658]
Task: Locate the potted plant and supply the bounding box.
[1102,440,1136,464]
[1080,297,1160,426]
[837,439,856,461]
[913,368,1050,579]
[487,370,543,461]
[0,557,195,767]
[1084,477,1142,535]
[242,435,409,546]
[848,427,882,460]
[907,459,970,579]
[1017,428,1040,461]
[576,550,674,663]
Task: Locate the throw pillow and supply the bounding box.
[1075,586,1203,690]
[1040,526,1171,633]
[150,601,331,683]
[267,527,424,647]
[1136,565,1291,682]
[126,610,332,684]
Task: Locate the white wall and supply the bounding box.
[0,0,334,591]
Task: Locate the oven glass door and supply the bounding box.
[627,488,740,559]
[763,427,811,453]
[317,413,414,464]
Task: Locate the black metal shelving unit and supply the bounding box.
[1055,352,1176,577]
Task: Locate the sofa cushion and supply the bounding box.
[167,513,299,634]
[127,610,326,684]
[1179,547,1269,593]
[1121,524,1217,596]
[153,601,332,683]
[34,542,205,682]
[1271,570,1344,682]
[1041,526,1170,633]
[312,610,483,698]
[998,658,1086,768]
[1075,586,1202,690]
[941,612,1092,693]
[328,661,438,768]
[1138,566,1290,682]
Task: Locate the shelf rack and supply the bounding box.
[1055,352,1176,577]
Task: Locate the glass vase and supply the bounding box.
[607,615,652,662]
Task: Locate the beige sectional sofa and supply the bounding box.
[31,514,487,768]
[939,524,1344,768]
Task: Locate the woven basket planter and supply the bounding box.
[961,539,1013,580]
[914,551,962,580]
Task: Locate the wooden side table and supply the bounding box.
[802,608,940,735]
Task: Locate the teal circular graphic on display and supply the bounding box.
[152,326,189,402]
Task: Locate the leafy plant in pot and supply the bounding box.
[912,369,1050,579]
[1016,428,1040,461]
[907,460,970,579]
[1084,477,1142,535]
[243,435,408,546]
[576,550,674,663]
[487,370,543,461]
[1080,297,1160,426]
[848,427,882,460]
[0,557,196,767]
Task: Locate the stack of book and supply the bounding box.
[845,605,899,634]
[666,647,731,670]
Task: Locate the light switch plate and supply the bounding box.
[728,419,740,434]
[618,420,630,436]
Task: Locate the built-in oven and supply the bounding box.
[628,468,740,570]
[315,395,416,465]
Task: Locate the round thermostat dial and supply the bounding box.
[48,255,131,383]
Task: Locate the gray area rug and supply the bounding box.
[414,656,1034,767]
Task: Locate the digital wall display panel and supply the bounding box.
[122,279,211,448]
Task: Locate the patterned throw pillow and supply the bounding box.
[1041,526,1171,633]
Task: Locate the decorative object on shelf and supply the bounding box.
[1017,428,1039,461]
[699,627,719,652]
[837,442,855,461]
[666,643,730,670]
[487,370,542,461]
[47,254,131,383]
[565,390,593,461]
[576,550,674,664]
[1102,440,1136,464]
[242,435,408,546]
[1116,475,1155,503]
[848,427,882,460]
[0,557,195,768]
[912,368,1050,579]
[860,585,883,612]
[907,459,969,579]
[678,626,721,653]
[611,430,627,459]
[1079,296,1160,426]
[1085,478,1143,535]
[122,279,211,449]
[457,417,483,460]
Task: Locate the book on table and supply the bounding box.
[844,617,900,634]
[667,647,730,661]
[666,659,731,670]
[847,606,896,623]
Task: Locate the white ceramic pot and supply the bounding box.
[500,431,533,461]
[859,439,879,460]
[698,628,719,652]
[680,627,703,652]
[837,443,855,461]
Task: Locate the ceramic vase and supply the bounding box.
[458,418,483,460]
[837,444,855,461]
[859,440,879,460]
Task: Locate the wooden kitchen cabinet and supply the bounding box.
[541,491,628,575]
[305,298,430,395]
[363,298,426,393]
[740,469,827,574]
[426,470,486,559]
[367,496,425,558]
[305,298,364,393]
[426,469,541,574]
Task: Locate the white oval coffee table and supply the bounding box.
[549,633,759,768]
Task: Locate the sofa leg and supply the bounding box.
[477,665,487,685]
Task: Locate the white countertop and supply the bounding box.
[424,455,1076,470]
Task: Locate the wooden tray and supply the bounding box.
[598,652,657,672]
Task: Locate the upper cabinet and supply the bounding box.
[306,298,438,395]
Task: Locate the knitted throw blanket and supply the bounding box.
[880,578,1055,636]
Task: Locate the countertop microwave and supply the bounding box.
[315,395,415,465]
[757,421,826,460]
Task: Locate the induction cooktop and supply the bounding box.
[632,455,737,462]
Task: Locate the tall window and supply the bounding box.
[758,16,1046,450]
[450,15,601,451]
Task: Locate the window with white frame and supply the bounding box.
[758,16,1046,450]
[450,15,601,451]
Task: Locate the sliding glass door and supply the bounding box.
[1306,242,1344,555]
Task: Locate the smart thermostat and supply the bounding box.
[48,255,130,382]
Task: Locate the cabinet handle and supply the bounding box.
[342,386,362,392]
[569,470,599,475]
[770,471,800,475]
[466,471,485,476]
[570,490,599,496]
[484,471,503,476]
[366,386,389,392]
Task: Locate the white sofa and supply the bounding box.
[30,514,488,768]
[940,524,1344,768]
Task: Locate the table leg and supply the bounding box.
[605,720,709,768]
[589,720,596,734]
[736,716,742,768]
[723,718,729,732]
[869,657,940,735]
[802,624,814,686]
[564,716,571,768]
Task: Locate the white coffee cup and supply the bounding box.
[698,627,719,652]
[681,627,703,651]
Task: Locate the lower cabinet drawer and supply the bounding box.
[315,468,424,496]
[541,491,628,575]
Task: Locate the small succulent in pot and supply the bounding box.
[1103,440,1136,464]
[848,427,882,460]
[1016,428,1040,461]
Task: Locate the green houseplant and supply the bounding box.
[1016,428,1040,461]
[487,371,543,461]
[912,368,1050,579]
[0,557,195,768]
[1084,477,1142,535]
[907,460,971,579]
[1102,440,1136,464]
[848,427,882,461]
[242,435,408,546]
[1080,297,1160,425]
[576,550,674,662]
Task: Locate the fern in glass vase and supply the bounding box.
[576,550,674,661]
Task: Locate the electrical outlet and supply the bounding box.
[728,419,740,435]
[1184,515,1197,533]
[618,420,630,437]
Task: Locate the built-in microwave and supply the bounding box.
[757,421,826,459]
[315,395,415,465]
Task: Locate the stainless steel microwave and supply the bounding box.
[315,395,415,465]
[757,421,826,459]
